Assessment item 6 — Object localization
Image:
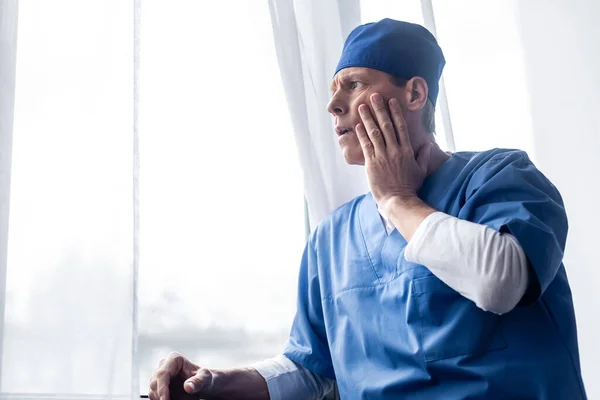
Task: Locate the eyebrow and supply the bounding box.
[330,72,365,93]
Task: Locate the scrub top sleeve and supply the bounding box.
[283,240,336,380]
[459,151,568,302]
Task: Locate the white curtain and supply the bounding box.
[136,0,304,386]
[1,1,306,398]
[268,0,369,230]
[0,0,18,389]
[0,0,136,398]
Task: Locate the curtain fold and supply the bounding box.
[0,0,19,390]
[419,0,455,152]
[268,0,368,230]
[132,0,141,397]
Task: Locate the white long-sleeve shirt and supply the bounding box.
[253,211,530,400]
[403,212,529,314]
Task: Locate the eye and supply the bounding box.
[349,81,363,90]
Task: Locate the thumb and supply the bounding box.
[184,368,215,394]
[416,142,432,173]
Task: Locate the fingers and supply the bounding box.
[148,359,164,400]
[388,98,412,150]
[148,352,196,400]
[157,353,186,400]
[355,122,375,160]
[358,104,385,153]
[148,381,161,400]
[369,93,399,148]
[155,368,173,400]
[184,368,215,394]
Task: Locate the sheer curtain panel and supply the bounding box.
[1,1,136,398]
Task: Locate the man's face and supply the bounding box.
[327,67,413,165]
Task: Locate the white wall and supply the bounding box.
[516,0,600,397]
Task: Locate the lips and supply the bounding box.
[335,127,353,136]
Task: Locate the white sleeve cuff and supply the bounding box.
[250,354,334,400]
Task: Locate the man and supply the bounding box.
[148,19,587,400]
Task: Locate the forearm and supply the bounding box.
[382,194,529,314]
[404,212,529,314]
[209,367,270,400]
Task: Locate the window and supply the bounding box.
[137,0,304,388]
[431,0,533,154]
[2,0,304,397]
[3,0,135,395]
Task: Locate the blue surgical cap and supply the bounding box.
[335,19,446,106]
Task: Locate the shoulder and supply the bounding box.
[442,149,533,186]
[463,148,537,184]
[462,148,530,171]
[461,148,563,204]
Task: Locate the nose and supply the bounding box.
[327,93,348,116]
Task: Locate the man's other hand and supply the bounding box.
[148,352,218,400]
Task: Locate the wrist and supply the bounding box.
[211,367,270,400]
[380,192,419,216]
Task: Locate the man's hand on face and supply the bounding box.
[148,352,220,400]
[355,93,431,211]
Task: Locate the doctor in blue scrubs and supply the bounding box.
[149,19,587,400]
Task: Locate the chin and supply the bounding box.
[338,133,365,165]
[342,148,365,165]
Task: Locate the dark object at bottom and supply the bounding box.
[141,374,220,400]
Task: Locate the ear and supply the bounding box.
[404,77,429,112]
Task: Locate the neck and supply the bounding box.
[425,140,451,176]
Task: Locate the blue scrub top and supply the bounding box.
[284,149,587,399]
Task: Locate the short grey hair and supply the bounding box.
[389,76,436,135]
